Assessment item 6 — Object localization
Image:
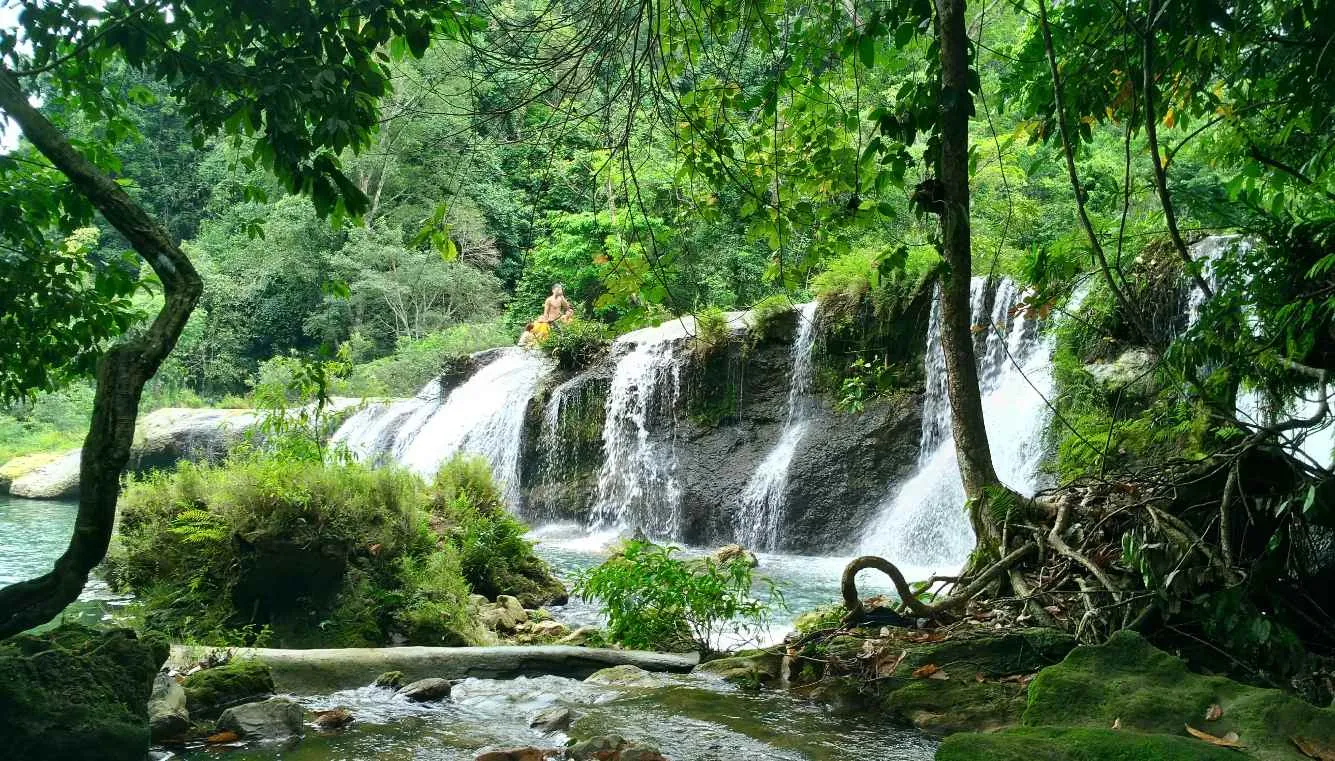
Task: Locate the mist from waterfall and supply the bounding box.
[736,302,820,550]
[330,347,552,504]
[859,278,1055,571]
[590,320,693,535]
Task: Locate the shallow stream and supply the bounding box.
[0,496,930,760]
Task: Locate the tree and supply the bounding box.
[0,0,472,638]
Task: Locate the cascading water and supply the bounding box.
[736,302,819,549]
[590,319,695,536]
[859,278,1056,571]
[330,348,552,504]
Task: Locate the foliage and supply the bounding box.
[340,321,512,397]
[574,540,778,654]
[110,454,486,647]
[542,320,610,372]
[692,306,730,356]
[747,293,797,340]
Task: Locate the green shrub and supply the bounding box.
[113,455,479,647]
[429,455,567,607]
[573,540,778,654]
[693,305,730,356]
[341,321,512,397]
[542,320,609,371]
[747,293,796,341]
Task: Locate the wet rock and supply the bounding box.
[148,673,190,743]
[311,707,354,730]
[1084,348,1158,400]
[709,543,759,567]
[584,665,664,688]
[395,677,453,702]
[182,660,274,718]
[516,620,571,644]
[557,626,600,646]
[567,735,667,761]
[479,596,530,633]
[216,697,304,742]
[528,706,575,733]
[0,451,69,493]
[473,746,561,761]
[693,652,783,687]
[7,448,81,498]
[204,730,240,744]
[372,670,404,689]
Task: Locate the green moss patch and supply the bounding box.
[0,626,167,761]
[182,659,274,718]
[937,726,1240,761]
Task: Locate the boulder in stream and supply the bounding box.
[528,706,575,733]
[473,747,561,761]
[567,735,667,761]
[182,660,275,718]
[215,697,304,742]
[395,677,454,702]
[584,665,666,688]
[147,673,190,743]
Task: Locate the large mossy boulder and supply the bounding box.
[0,625,168,761]
[182,660,274,718]
[941,631,1335,761]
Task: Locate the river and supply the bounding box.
[0,495,929,760]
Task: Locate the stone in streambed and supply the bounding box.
[567,735,666,761]
[147,673,190,743]
[182,660,274,718]
[372,670,404,689]
[395,677,453,702]
[216,697,304,742]
[709,543,758,568]
[693,652,784,687]
[311,707,354,730]
[584,665,665,688]
[528,706,575,733]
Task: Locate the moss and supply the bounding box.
[883,678,1028,735]
[1023,631,1335,761]
[182,659,274,718]
[891,628,1075,679]
[0,625,166,761]
[937,727,1240,761]
[694,652,784,688]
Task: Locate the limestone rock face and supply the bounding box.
[7,449,81,498]
[147,673,190,743]
[0,451,69,492]
[216,697,304,742]
[130,407,257,472]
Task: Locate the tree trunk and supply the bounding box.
[0,68,202,640]
[934,0,1000,545]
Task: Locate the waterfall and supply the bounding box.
[736,302,819,549]
[590,319,697,535]
[859,278,1055,571]
[1183,235,1334,468]
[330,348,552,504]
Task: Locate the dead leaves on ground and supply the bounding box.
[1185,724,1246,750]
[1294,736,1335,760]
[911,663,950,680]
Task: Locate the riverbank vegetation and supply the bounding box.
[110,453,563,647]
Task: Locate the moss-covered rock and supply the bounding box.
[891,628,1075,679]
[936,726,1241,761]
[693,651,785,688]
[182,659,274,718]
[884,678,1028,735]
[1020,630,1335,761]
[0,625,167,761]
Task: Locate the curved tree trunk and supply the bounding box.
[934,0,1002,548]
[0,68,202,640]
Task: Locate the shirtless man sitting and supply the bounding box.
[539,283,575,326]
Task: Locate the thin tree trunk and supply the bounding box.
[0,68,202,639]
[934,0,1000,529]
[1142,0,1211,299]
[1036,0,1156,346]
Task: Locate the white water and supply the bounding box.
[859,278,1056,571]
[736,302,820,550]
[1184,235,1334,468]
[331,348,553,504]
[589,320,692,535]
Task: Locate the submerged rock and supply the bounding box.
[147,673,190,743]
[0,625,167,761]
[567,735,667,761]
[395,677,454,702]
[709,543,759,568]
[311,707,354,730]
[182,660,274,718]
[473,746,560,761]
[372,670,405,689]
[216,697,304,742]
